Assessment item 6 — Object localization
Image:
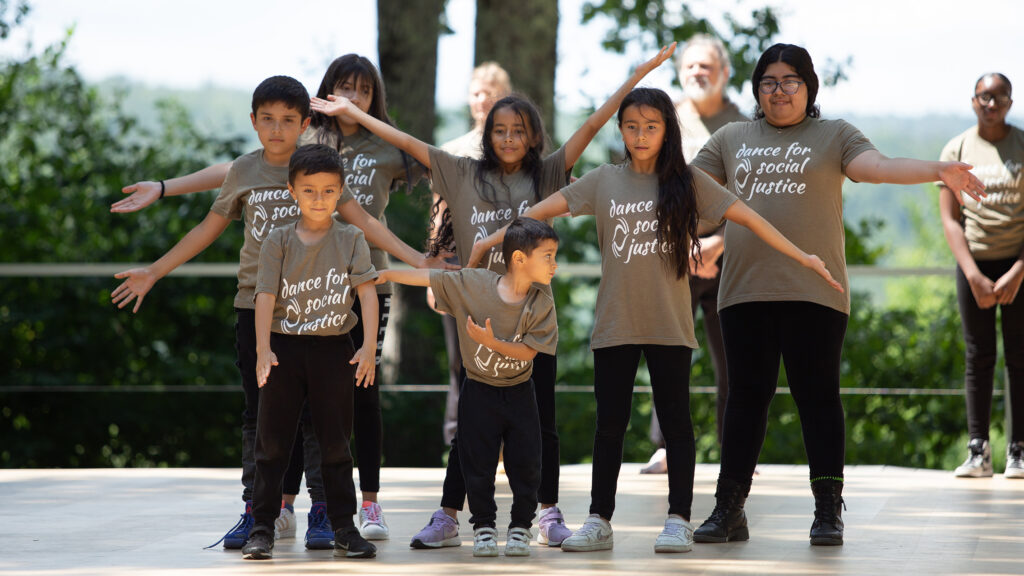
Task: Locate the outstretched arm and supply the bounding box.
[351,282,379,388]
[466,192,571,268]
[562,43,676,170]
[939,186,996,308]
[375,268,433,287]
[111,162,232,213]
[466,316,538,361]
[110,212,232,312]
[309,96,432,168]
[846,150,985,203]
[723,201,843,293]
[335,201,458,270]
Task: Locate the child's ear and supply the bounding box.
[513,249,527,265]
[250,113,258,131]
[287,183,297,202]
[300,116,311,133]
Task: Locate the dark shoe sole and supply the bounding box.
[242,549,273,560]
[333,547,377,558]
[305,538,334,550]
[810,536,843,546]
[694,526,749,543]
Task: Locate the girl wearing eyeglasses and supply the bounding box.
[687,43,985,547]
[939,73,1024,481]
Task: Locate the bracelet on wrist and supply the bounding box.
[159,180,166,199]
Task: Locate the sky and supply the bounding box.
[4,0,1023,122]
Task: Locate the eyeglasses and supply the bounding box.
[758,79,805,95]
[975,92,1012,107]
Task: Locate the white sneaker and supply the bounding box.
[473,526,499,557]
[640,448,668,474]
[954,438,993,477]
[359,502,390,540]
[1006,442,1024,479]
[505,526,531,556]
[274,505,296,539]
[654,516,693,553]
[561,514,613,552]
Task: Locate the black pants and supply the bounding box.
[441,313,461,445]
[718,301,848,483]
[957,259,1024,442]
[440,352,559,509]
[236,308,323,503]
[458,378,541,529]
[251,332,357,534]
[651,273,728,446]
[282,294,390,497]
[591,344,695,520]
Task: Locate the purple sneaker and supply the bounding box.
[410,509,461,549]
[538,506,572,546]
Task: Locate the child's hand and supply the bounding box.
[466,315,495,347]
[993,264,1023,305]
[111,181,161,213]
[374,271,391,286]
[965,270,997,309]
[804,255,844,293]
[256,349,278,388]
[351,345,376,388]
[636,42,677,77]
[111,267,158,313]
[310,95,354,119]
[420,251,461,270]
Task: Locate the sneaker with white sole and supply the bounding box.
[410,508,461,549]
[654,516,693,553]
[274,502,296,539]
[561,514,613,552]
[537,506,572,546]
[473,526,499,557]
[333,525,377,558]
[1006,442,1024,479]
[505,526,531,556]
[954,438,993,477]
[305,501,334,549]
[359,502,390,540]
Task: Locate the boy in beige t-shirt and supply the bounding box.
[242,144,379,561]
[376,217,559,558]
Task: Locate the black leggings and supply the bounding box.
[957,259,1024,442]
[282,294,390,497]
[591,344,695,520]
[440,352,559,508]
[718,301,848,483]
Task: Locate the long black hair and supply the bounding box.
[751,43,820,120]
[618,88,700,279]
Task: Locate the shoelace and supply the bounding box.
[363,505,381,524]
[204,509,253,550]
[308,507,330,531]
[577,519,605,537]
[662,521,683,536]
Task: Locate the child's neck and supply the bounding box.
[263,149,293,167]
[294,216,333,245]
[337,119,361,138]
[497,272,532,304]
[501,161,523,175]
[629,157,657,174]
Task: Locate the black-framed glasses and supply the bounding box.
[975,92,1012,107]
[758,79,804,95]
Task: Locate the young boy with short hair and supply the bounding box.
[241,143,379,560]
[377,217,559,558]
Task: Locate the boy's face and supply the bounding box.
[250,101,310,160]
[513,239,559,285]
[288,171,343,225]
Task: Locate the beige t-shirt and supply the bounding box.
[691,116,876,314]
[940,125,1024,260]
[561,164,736,349]
[676,99,749,163]
[429,268,558,386]
[428,145,569,272]
[210,149,296,310]
[255,221,377,336]
[301,126,428,294]
[441,126,484,159]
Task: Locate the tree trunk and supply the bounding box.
[474,0,559,134]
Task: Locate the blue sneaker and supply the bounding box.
[305,502,334,549]
[205,501,253,549]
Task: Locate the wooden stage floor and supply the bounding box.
[2,463,1022,575]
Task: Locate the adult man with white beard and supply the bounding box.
[642,35,749,474]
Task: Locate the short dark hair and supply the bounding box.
[751,43,820,120]
[288,144,344,185]
[502,217,559,266]
[975,72,1013,97]
[252,75,311,119]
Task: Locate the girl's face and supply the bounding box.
[489,106,533,171]
[757,61,808,127]
[972,75,1012,128]
[333,73,374,126]
[619,104,666,168]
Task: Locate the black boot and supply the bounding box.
[809,479,845,546]
[694,477,751,543]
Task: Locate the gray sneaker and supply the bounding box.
[1006,442,1024,479]
[954,438,993,477]
[410,509,461,549]
[505,526,531,556]
[473,526,499,557]
[561,514,613,552]
[654,516,694,553]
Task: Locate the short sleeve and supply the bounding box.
[560,166,602,217]
[539,146,571,198]
[522,292,558,356]
[838,120,877,171]
[691,128,728,183]
[210,163,243,221]
[428,270,457,316]
[254,227,285,298]
[427,146,475,205]
[692,168,738,226]
[347,229,379,287]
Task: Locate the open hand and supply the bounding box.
[939,162,986,205]
[310,94,355,118]
[111,181,161,213]
[351,345,377,388]
[257,350,279,388]
[466,315,495,346]
[804,255,844,293]
[111,267,158,313]
[636,42,677,77]
[422,251,461,270]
